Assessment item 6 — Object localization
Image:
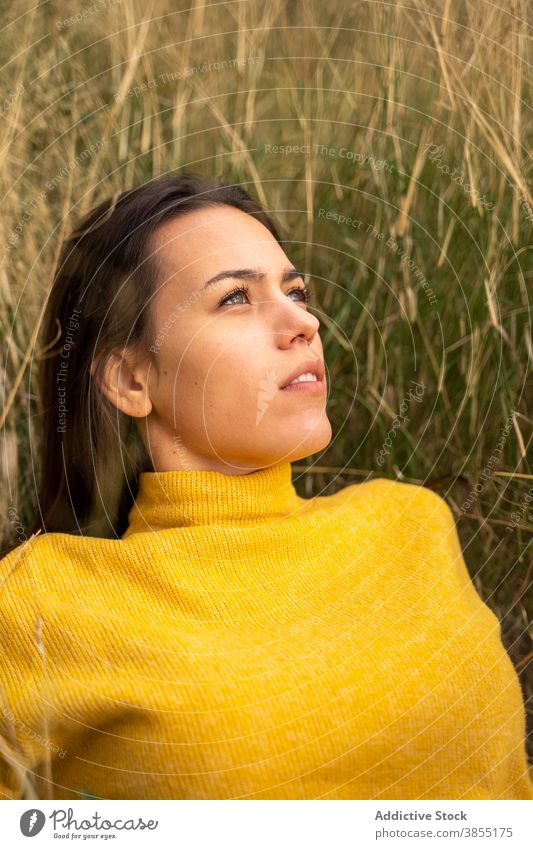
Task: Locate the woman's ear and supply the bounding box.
[93,349,153,419]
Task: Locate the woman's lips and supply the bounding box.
[279,378,326,395]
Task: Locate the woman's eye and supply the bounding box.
[218,286,250,307]
[218,284,311,308]
[289,285,311,303]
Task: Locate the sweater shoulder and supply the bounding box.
[343,475,466,560]
[371,476,455,521]
[331,476,490,604]
[0,530,118,586]
[0,535,44,605]
[332,475,455,529]
[0,534,58,645]
[0,532,117,641]
[357,477,493,613]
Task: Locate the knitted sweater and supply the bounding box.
[1,463,532,801]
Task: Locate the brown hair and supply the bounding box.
[16,172,283,547]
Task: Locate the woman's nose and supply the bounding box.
[270,295,321,345]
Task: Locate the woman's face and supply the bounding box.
[130,204,332,473]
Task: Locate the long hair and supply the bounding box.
[7,172,283,550]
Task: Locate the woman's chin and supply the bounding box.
[266,420,333,465]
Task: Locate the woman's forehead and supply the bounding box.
[151,207,285,285]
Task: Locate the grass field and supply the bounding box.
[0,0,532,786]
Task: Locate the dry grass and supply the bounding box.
[0,0,531,794]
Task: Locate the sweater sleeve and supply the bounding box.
[0,539,55,800]
[420,485,533,798]
[425,487,496,611]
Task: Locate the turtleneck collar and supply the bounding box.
[122,461,303,535]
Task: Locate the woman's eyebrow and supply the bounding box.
[202,267,305,291]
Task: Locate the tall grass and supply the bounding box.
[0,0,531,794]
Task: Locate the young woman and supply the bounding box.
[1,173,532,801]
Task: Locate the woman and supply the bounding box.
[1,172,532,801]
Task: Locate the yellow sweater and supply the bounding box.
[1,463,532,801]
